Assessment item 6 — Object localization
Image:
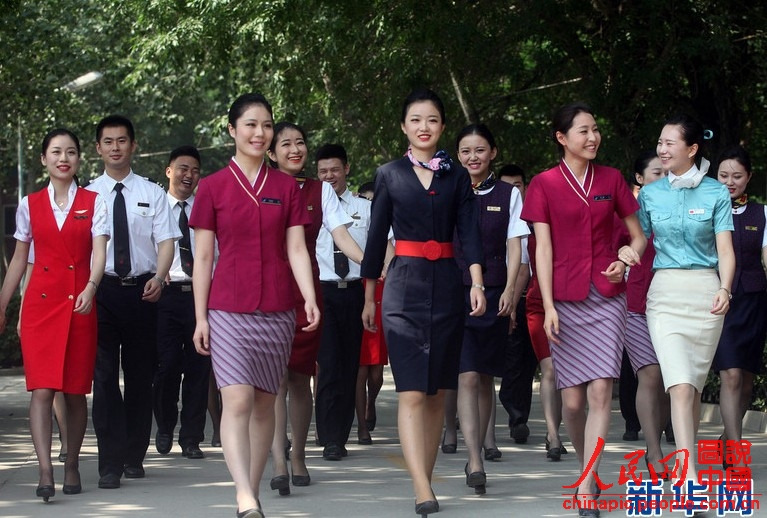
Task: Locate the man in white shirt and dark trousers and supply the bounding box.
[314,144,370,460]
[87,115,180,489]
[153,146,210,460]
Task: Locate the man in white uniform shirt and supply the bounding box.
[153,146,211,460]
[314,144,370,460]
[87,115,180,489]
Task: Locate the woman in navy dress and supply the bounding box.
[712,145,767,461]
[361,88,485,517]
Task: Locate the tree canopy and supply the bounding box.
[2,0,766,196]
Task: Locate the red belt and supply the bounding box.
[395,240,454,261]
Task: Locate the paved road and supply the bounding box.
[0,369,763,517]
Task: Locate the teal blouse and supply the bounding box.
[638,176,733,270]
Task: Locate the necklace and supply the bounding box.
[56,200,66,208]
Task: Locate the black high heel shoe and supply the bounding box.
[440,430,456,454]
[270,474,290,496]
[236,501,264,518]
[464,462,487,495]
[545,436,563,462]
[36,485,55,502]
[63,468,82,494]
[415,499,439,516]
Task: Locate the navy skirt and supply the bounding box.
[459,285,508,376]
[713,290,767,374]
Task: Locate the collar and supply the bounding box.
[102,170,136,191]
[338,188,353,203]
[167,192,194,207]
[47,180,78,197]
[667,158,709,190]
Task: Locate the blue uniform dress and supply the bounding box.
[361,157,483,395]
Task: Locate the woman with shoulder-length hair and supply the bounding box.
[637,114,734,490]
[521,102,646,517]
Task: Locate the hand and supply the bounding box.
[618,245,641,267]
[497,287,514,317]
[509,310,517,333]
[469,286,486,317]
[601,261,626,283]
[711,290,730,315]
[543,307,560,345]
[73,286,95,314]
[362,300,377,332]
[142,277,163,302]
[193,319,211,355]
[302,301,321,332]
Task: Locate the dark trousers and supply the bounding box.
[92,274,158,476]
[619,350,640,432]
[315,281,364,447]
[153,285,210,447]
[499,297,539,427]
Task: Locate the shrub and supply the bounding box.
[0,293,22,368]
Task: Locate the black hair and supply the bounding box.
[632,150,659,186]
[96,115,135,142]
[315,143,347,165]
[717,145,751,175]
[551,102,594,156]
[168,145,201,167]
[227,93,273,128]
[497,164,525,183]
[401,88,446,124]
[358,181,374,194]
[41,128,80,155]
[455,124,497,151]
[662,113,705,165]
[268,122,308,167]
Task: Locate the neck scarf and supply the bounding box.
[732,194,748,210]
[472,172,497,193]
[669,157,709,190]
[407,147,452,178]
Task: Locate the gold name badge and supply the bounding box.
[486,206,501,212]
[307,205,314,211]
[746,225,758,231]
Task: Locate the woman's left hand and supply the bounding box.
[302,301,321,332]
[497,287,514,317]
[601,261,626,283]
[711,290,730,315]
[73,287,95,314]
[469,286,486,317]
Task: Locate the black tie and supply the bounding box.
[178,200,194,277]
[333,196,350,279]
[113,183,131,277]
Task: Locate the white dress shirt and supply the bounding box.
[316,189,370,281]
[86,171,181,276]
[167,193,195,282]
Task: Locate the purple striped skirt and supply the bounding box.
[624,311,659,373]
[551,284,626,389]
[208,309,296,394]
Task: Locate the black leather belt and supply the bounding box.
[167,281,193,292]
[102,273,153,287]
[320,279,362,289]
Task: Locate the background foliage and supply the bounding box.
[0,0,766,403]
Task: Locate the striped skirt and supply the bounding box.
[624,312,659,373]
[551,284,626,389]
[209,309,296,394]
[646,269,724,391]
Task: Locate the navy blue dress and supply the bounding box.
[361,157,483,394]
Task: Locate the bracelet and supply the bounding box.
[87,280,98,289]
[471,284,485,291]
[619,259,630,267]
[718,287,732,300]
[154,276,167,288]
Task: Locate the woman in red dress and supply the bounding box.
[0,129,108,501]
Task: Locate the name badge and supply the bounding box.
[137,202,150,208]
[689,208,705,215]
[746,225,759,231]
[486,206,501,212]
[307,205,314,211]
[593,194,612,201]
[262,198,281,205]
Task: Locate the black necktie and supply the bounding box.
[113,183,131,277]
[178,200,194,277]
[333,195,350,279]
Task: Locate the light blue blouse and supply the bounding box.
[638,175,733,270]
